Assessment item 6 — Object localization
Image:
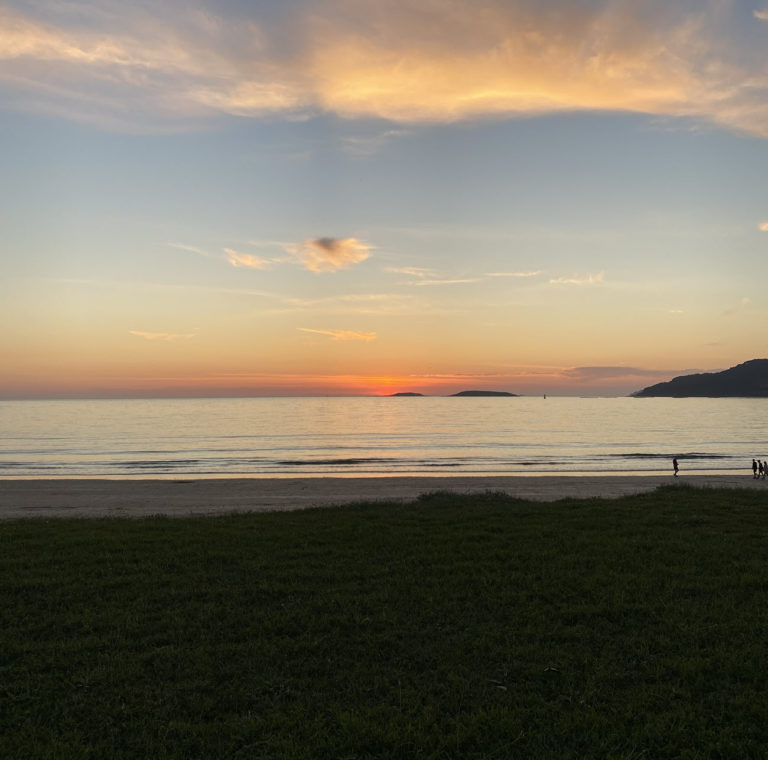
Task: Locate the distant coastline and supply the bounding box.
[450,390,517,397]
[633,359,768,397]
[390,390,517,397]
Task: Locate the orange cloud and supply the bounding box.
[2,2,768,137]
[288,237,371,273]
[225,248,277,269]
[308,1,693,122]
[0,9,129,64]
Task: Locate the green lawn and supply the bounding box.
[2,485,768,759]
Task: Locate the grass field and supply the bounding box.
[2,485,768,759]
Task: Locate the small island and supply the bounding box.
[633,359,768,397]
[450,390,518,397]
[390,392,424,396]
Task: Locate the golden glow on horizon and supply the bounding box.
[1,272,762,399]
[0,362,708,399]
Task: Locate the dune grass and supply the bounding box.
[2,485,768,758]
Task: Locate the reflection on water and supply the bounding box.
[0,396,765,478]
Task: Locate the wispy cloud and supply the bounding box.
[280,292,442,315]
[225,248,279,270]
[247,239,293,249]
[168,242,210,257]
[384,266,436,278]
[388,268,540,285]
[287,237,371,273]
[298,327,376,341]
[486,271,542,278]
[4,2,768,137]
[549,272,605,286]
[287,292,413,311]
[129,330,196,341]
[0,6,255,131]
[340,128,411,156]
[409,278,480,286]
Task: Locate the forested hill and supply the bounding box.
[633,359,768,397]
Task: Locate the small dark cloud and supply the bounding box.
[560,366,670,381]
[288,237,371,272]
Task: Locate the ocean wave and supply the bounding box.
[613,452,733,460]
[2,397,765,477]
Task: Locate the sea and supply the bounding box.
[0,396,765,479]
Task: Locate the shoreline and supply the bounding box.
[1,474,765,520]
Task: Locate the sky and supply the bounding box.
[1,0,767,397]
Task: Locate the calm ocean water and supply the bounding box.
[0,397,766,478]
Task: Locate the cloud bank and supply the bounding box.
[560,366,671,382]
[2,1,768,137]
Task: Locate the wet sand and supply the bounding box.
[0,474,764,520]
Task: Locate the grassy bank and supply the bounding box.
[2,485,768,759]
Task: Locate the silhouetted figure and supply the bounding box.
[753,459,758,478]
[760,461,765,479]
[673,458,679,477]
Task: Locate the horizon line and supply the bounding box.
[0,393,630,401]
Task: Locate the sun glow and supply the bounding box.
[351,376,424,396]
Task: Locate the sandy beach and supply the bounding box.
[0,474,764,520]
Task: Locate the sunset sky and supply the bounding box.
[2,0,767,397]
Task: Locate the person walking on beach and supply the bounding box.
[753,459,758,478]
[760,461,765,479]
[673,457,679,477]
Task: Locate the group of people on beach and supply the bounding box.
[673,458,768,478]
